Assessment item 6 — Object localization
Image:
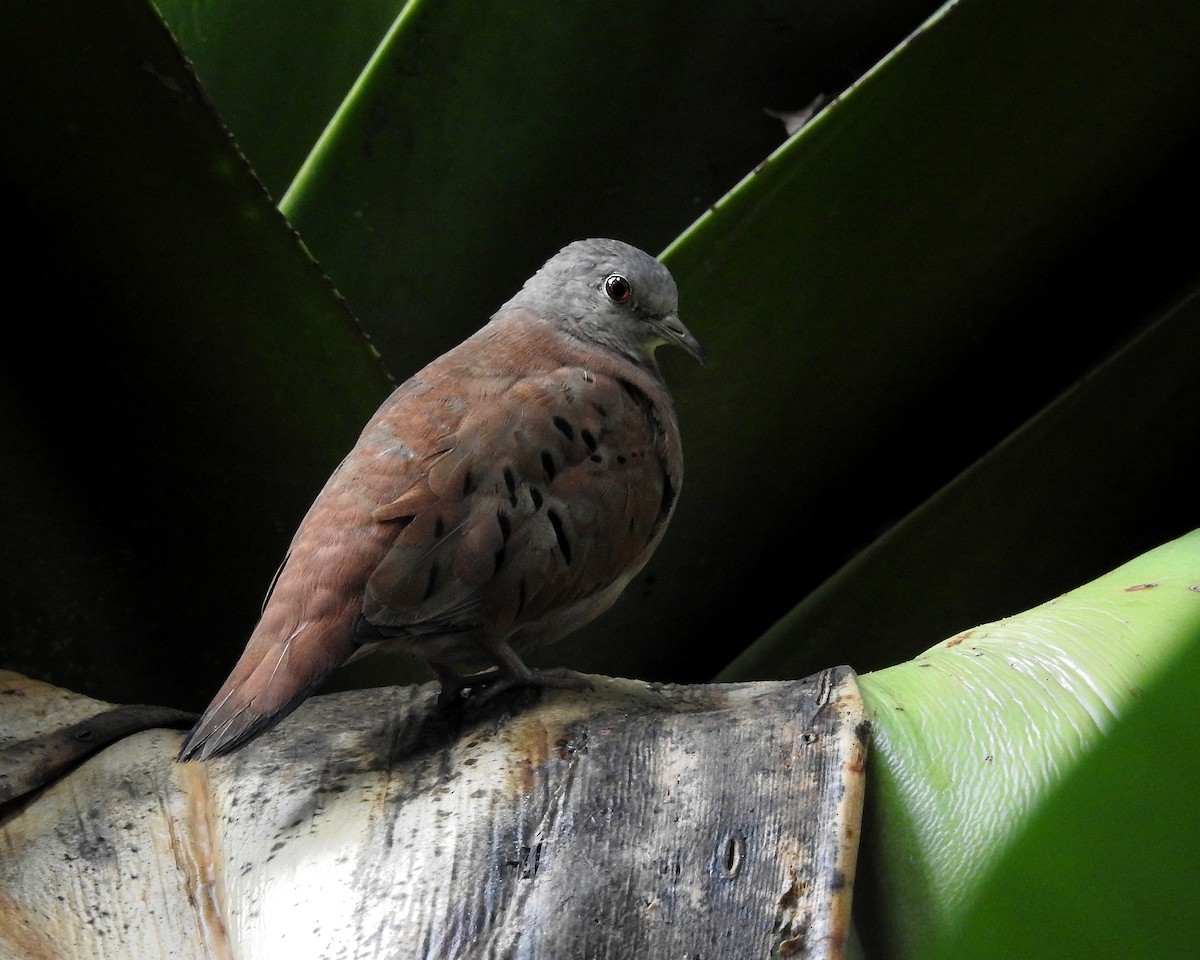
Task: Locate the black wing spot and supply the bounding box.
[618,377,651,406]
[546,509,571,564]
[589,454,602,464]
[494,512,513,572]
[593,402,608,417]
[616,455,627,465]
[423,563,440,600]
[541,450,557,481]
[580,428,598,453]
[552,416,575,441]
[462,471,475,497]
[617,377,661,429]
[529,486,544,510]
[660,473,678,519]
[503,466,518,507]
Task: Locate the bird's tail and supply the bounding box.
[177,620,353,762]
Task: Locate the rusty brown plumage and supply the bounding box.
[178,239,703,761]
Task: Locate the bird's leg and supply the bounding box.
[470,639,595,704]
[427,659,501,707]
[429,644,594,709]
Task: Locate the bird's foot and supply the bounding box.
[429,660,593,709]
[470,666,595,706]
[430,664,500,707]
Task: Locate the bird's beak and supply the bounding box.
[654,313,707,366]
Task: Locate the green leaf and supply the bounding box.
[721,281,1200,684]
[698,0,1200,683]
[929,625,1200,960]
[854,528,1200,952]
[152,0,408,198]
[0,0,390,708]
[273,0,939,376]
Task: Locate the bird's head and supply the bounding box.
[507,238,706,370]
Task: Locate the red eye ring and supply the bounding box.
[604,274,632,303]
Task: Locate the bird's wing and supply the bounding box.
[359,363,682,647]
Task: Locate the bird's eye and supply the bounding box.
[604,274,632,303]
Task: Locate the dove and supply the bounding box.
[177,238,704,761]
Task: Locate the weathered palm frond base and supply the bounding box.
[0,670,196,804]
[1,668,868,960]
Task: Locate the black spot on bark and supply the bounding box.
[496,511,512,542]
[541,450,557,481]
[529,487,543,510]
[580,429,598,453]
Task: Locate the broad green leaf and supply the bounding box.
[853,528,1200,953]
[689,0,1200,683]
[721,279,1200,683]
[276,0,940,369]
[152,0,407,198]
[929,624,1200,960]
[0,0,391,709]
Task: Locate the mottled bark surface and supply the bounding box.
[1,670,867,959]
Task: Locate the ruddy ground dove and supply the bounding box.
[178,239,704,761]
